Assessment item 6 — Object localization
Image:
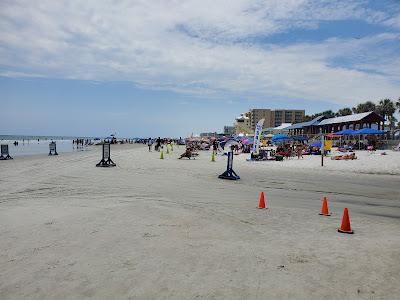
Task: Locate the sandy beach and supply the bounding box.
[1,144,400,299]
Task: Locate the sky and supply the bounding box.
[1,0,400,137]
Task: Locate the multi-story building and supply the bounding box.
[199,132,217,138]
[223,126,235,136]
[234,112,252,134]
[249,109,305,129]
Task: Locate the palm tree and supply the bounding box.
[320,110,335,118]
[388,115,398,130]
[336,107,352,116]
[377,98,396,131]
[352,101,376,113]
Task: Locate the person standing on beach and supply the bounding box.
[212,139,218,154]
[147,138,153,152]
[155,137,161,151]
[295,143,304,159]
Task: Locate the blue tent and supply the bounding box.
[311,141,322,148]
[334,129,356,135]
[353,128,386,135]
[292,135,308,141]
[272,134,292,143]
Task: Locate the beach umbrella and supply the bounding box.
[224,139,239,151]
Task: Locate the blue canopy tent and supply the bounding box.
[311,141,322,148]
[353,128,386,135]
[334,129,356,135]
[292,135,308,141]
[334,129,357,148]
[272,134,292,144]
[353,128,386,150]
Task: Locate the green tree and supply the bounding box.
[396,97,400,113]
[352,101,376,113]
[376,98,396,131]
[388,115,398,130]
[336,107,352,116]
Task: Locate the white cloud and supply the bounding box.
[384,15,400,29]
[0,0,399,106]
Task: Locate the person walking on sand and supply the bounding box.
[147,138,153,152]
[212,139,218,154]
[155,137,161,152]
[295,143,304,159]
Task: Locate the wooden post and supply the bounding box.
[320,129,324,167]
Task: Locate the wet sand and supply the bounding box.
[1,144,399,299]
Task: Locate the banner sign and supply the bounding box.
[251,118,265,154]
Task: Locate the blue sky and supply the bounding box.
[1,0,400,137]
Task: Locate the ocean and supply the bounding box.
[0,135,93,157]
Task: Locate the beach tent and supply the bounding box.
[334,129,356,135]
[353,128,386,135]
[311,141,322,148]
[352,128,386,150]
[334,129,356,147]
[292,135,308,141]
[272,134,292,143]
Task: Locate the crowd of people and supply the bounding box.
[144,137,184,152]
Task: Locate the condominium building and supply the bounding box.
[249,109,305,129]
[234,112,252,134]
[223,126,235,135]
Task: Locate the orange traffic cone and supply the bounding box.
[258,192,267,209]
[338,208,354,234]
[319,196,331,216]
